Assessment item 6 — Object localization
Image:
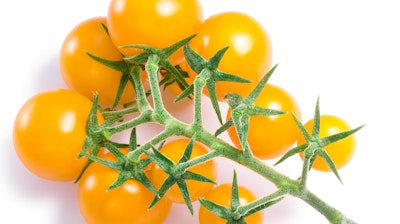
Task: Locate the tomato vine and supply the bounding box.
[12,1,363,223]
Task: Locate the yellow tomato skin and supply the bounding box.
[149,138,218,203]
[199,183,264,224]
[107,0,204,65]
[227,84,302,160]
[77,152,172,224]
[298,115,356,171]
[59,16,138,106]
[189,11,273,101]
[13,89,101,181]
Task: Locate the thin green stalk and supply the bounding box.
[300,144,317,187]
[127,128,175,163]
[130,65,151,111]
[146,54,165,113]
[101,105,138,118]
[192,75,206,128]
[104,110,152,136]
[189,127,356,223]
[297,189,357,224]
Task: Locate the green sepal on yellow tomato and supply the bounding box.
[198,183,263,224]
[107,0,204,65]
[298,114,358,172]
[77,151,172,224]
[148,138,218,206]
[188,11,273,101]
[13,89,103,181]
[59,16,140,107]
[227,84,302,160]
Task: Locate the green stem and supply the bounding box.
[88,68,357,223]
[188,127,356,224]
[104,110,152,136]
[126,128,175,163]
[193,75,206,128]
[297,189,358,224]
[146,54,165,113]
[130,65,151,111]
[300,144,317,187]
[101,105,138,118]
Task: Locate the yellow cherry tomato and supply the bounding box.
[227,84,302,160]
[189,11,273,101]
[298,115,356,171]
[199,183,264,224]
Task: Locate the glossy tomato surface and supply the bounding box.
[107,0,204,65]
[77,152,172,224]
[13,89,99,181]
[189,11,273,101]
[298,115,356,171]
[59,16,137,106]
[227,84,301,160]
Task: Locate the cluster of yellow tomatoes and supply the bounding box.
[12,0,356,223]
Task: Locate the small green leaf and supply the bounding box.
[246,64,279,103]
[144,146,174,173]
[182,171,216,184]
[242,197,283,217]
[246,105,284,117]
[198,198,231,219]
[86,52,125,72]
[160,60,189,91]
[100,22,110,37]
[231,171,240,210]
[105,142,127,162]
[175,84,194,102]
[132,168,158,193]
[215,71,251,84]
[121,43,155,51]
[312,97,321,138]
[162,34,197,58]
[184,44,206,74]
[274,143,308,166]
[206,79,223,124]
[149,175,176,208]
[178,135,196,163]
[111,70,130,109]
[107,171,131,191]
[82,152,120,170]
[177,179,194,214]
[291,112,312,142]
[215,119,233,136]
[208,46,229,70]
[319,125,365,147]
[124,50,152,64]
[317,149,343,183]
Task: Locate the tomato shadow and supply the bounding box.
[1,129,84,224]
[163,202,201,224]
[32,54,68,92]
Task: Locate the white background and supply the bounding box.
[1,0,399,223]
